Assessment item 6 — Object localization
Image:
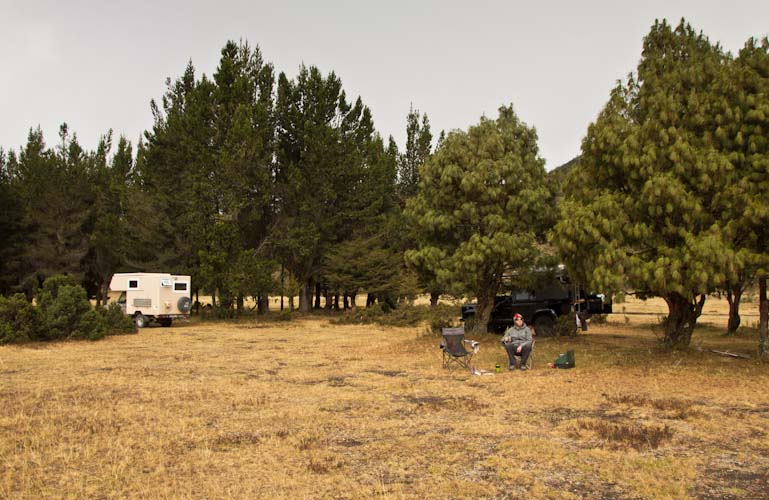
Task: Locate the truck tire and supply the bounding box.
[177,296,192,313]
[135,313,149,328]
[533,315,555,337]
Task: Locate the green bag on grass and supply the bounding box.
[554,350,575,369]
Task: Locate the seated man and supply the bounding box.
[501,313,533,370]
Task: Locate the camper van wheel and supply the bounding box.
[134,313,149,328]
[159,319,172,327]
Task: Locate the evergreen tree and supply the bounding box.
[138,43,276,308]
[405,105,555,330]
[0,149,26,294]
[728,37,769,358]
[319,134,406,307]
[272,66,378,311]
[12,125,98,293]
[397,106,432,200]
[85,134,135,304]
[135,62,216,281]
[553,20,734,347]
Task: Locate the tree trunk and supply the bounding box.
[662,292,705,348]
[314,282,322,309]
[725,284,743,335]
[759,275,768,362]
[299,279,313,313]
[366,293,375,307]
[236,295,245,315]
[474,284,498,334]
[289,295,295,311]
[350,293,356,308]
[100,280,110,306]
[429,290,440,307]
[343,294,349,310]
[257,294,269,315]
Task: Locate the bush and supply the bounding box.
[555,313,579,338]
[37,282,92,339]
[1,275,136,344]
[37,275,98,340]
[0,294,41,344]
[591,314,608,325]
[98,303,137,335]
[76,309,107,340]
[275,309,293,322]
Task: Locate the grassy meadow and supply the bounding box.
[1,296,768,499]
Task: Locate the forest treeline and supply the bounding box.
[1,19,769,356]
[0,41,433,315]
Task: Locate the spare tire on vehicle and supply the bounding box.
[177,296,192,313]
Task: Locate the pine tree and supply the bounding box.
[553,20,735,347]
[85,134,134,304]
[272,66,379,311]
[12,125,99,293]
[728,37,769,358]
[397,106,432,200]
[406,105,555,330]
[0,149,26,294]
[135,61,217,282]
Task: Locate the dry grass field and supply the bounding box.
[2,296,769,499]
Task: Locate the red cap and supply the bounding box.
[513,313,523,320]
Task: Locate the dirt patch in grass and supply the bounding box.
[694,454,769,500]
[573,419,674,450]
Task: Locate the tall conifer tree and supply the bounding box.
[554,20,734,347]
[406,105,555,330]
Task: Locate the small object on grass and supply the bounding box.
[708,349,751,359]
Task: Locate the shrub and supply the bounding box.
[591,314,608,325]
[37,275,93,340]
[0,294,41,344]
[555,313,578,338]
[76,309,107,340]
[98,303,137,334]
[429,315,457,336]
[275,309,293,322]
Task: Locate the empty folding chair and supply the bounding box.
[440,327,478,370]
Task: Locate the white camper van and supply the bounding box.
[108,273,192,328]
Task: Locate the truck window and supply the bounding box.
[174,283,188,292]
[129,280,138,289]
[513,290,535,301]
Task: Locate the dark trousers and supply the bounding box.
[504,341,532,366]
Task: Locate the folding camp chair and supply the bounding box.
[503,338,536,370]
[440,327,479,370]
[519,339,535,369]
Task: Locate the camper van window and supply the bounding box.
[129,280,138,289]
[174,283,188,292]
[160,279,172,287]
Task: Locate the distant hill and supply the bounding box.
[548,155,581,194]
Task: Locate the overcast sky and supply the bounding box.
[2,0,768,170]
